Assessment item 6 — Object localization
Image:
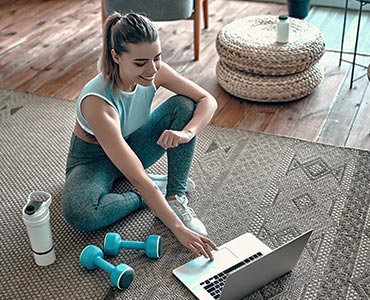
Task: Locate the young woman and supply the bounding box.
[61,12,218,259]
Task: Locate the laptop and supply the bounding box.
[173,229,312,300]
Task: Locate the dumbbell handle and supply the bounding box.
[95,256,115,273]
[119,240,145,250]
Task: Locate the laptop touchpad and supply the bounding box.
[174,247,239,283]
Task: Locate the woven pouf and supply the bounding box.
[216,15,326,76]
[216,60,324,102]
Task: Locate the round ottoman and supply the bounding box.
[216,60,324,102]
[215,15,326,102]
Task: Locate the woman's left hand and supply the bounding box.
[157,129,193,149]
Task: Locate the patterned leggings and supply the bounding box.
[61,95,196,231]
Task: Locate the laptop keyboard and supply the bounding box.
[200,251,263,299]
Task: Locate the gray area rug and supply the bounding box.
[1,89,370,300]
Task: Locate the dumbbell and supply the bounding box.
[80,245,135,290]
[104,232,163,259]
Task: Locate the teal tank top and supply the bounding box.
[76,74,156,138]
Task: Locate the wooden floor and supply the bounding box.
[1,0,370,150]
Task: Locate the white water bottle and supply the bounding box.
[276,15,290,44]
[22,191,56,266]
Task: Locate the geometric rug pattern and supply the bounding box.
[1,89,369,299]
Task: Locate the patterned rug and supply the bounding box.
[1,89,370,300]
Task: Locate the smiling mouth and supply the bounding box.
[140,75,155,81]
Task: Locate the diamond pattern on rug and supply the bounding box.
[292,193,315,212]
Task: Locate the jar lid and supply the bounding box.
[279,15,288,20]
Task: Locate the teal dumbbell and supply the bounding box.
[104,232,163,259]
[80,245,135,289]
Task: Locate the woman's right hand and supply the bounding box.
[157,129,193,149]
[173,226,218,260]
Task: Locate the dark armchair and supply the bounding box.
[100,0,209,61]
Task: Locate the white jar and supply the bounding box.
[276,15,290,44]
[22,191,56,266]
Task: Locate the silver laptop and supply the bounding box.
[173,230,312,300]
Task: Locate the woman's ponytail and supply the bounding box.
[98,13,122,90]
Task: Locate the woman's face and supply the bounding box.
[112,40,162,92]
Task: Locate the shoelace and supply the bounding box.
[176,195,188,206]
[172,201,197,221]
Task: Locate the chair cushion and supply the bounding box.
[104,0,193,21]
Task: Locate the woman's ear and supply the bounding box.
[111,49,120,64]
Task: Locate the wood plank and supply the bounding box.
[0,1,100,86]
[261,99,303,137]
[317,59,370,146]
[236,103,276,132]
[212,94,248,128]
[53,63,99,101]
[0,1,74,54]
[2,15,101,94]
[154,20,195,68]
[34,47,100,98]
[289,51,349,141]
[345,84,370,149]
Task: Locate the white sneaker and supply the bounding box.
[148,173,195,195]
[167,195,207,236]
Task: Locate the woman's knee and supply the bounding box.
[62,206,101,232]
[61,190,101,232]
[168,95,196,117]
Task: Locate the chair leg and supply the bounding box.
[193,0,201,61]
[350,2,363,89]
[101,0,107,28]
[203,0,209,29]
[339,0,349,66]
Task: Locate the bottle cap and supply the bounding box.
[279,15,288,20]
[23,191,52,224]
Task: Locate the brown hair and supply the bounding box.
[98,12,158,92]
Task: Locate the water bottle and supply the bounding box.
[276,15,290,44]
[22,191,56,266]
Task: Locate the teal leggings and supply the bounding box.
[61,95,196,231]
